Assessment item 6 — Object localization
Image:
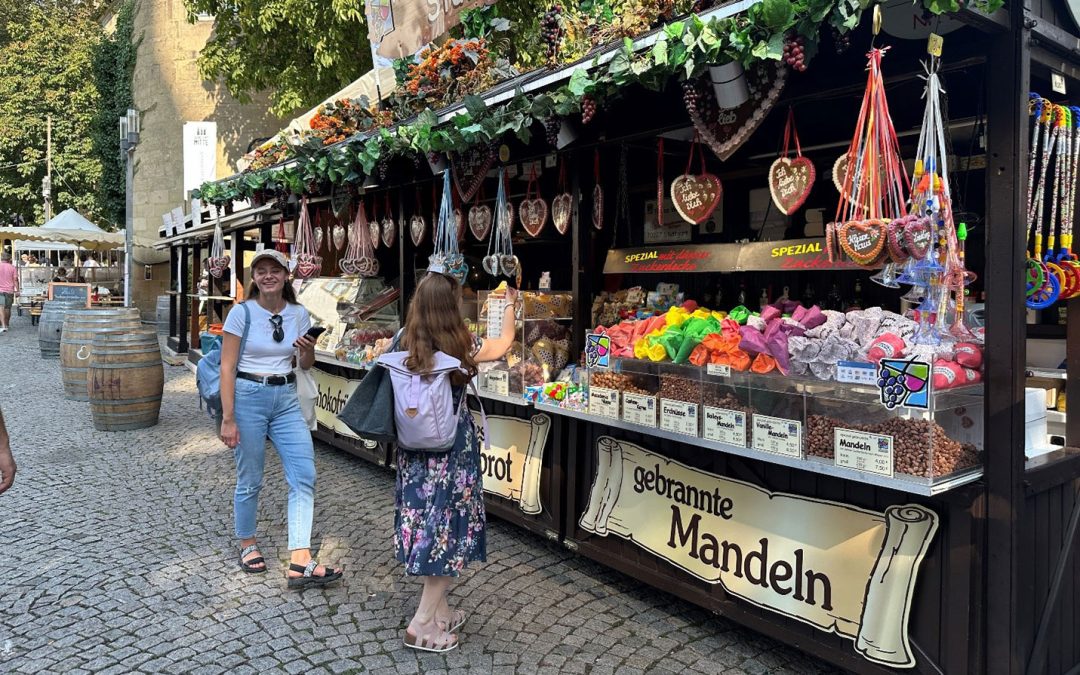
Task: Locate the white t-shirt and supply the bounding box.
[223,300,311,375]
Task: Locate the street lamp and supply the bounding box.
[120,108,139,308]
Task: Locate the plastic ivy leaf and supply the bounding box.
[568,69,594,96]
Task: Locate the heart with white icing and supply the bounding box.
[838,219,887,266]
[469,204,492,241]
[409,215,426,246]
[768,156,815,215]
[381,217,395,248]
[670,173,722,224]
[552,193,572,234]
[520,198,548,237]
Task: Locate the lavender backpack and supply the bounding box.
[377,350,488,452]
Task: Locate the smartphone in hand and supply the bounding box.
[306,325,328,340]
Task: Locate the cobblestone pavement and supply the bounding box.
[0,316,844,675]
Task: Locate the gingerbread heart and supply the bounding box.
[520,198,548,237]
[208,256,230,278]
[833,153,886,210]
[294,253,322,279]
[339,258,358,275]
[552,193,572,235]
[904,217,933,260]
[455,208,466,241]
[690,62,787,162]
[500,254,519,278]
[838,219,887,266]
[768,157,815,215]
[448,259,469,284]
[592,185,603,230]
[469,204,492,241]
[670,173,722,224]
[410,215,426,246]
[356,257,380,278]
[482,254,499,276]
[369,220,381,249]
[886,217,911,262]
[381,217,395,248]
[313,228,325,253]
[332,224,346,251]
[451,146,496,203]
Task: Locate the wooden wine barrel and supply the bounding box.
[88,330,164,431]
[37,300,85,359]
[60,308,141,401]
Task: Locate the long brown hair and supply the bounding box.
[402,273,477,384]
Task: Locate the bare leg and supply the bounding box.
[405,576,457,649]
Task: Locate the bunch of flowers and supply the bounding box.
[247,142,291,171]
[401,38,497,109]
[309,97,393,145]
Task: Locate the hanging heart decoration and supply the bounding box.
[368,204,381,250]
[451,142,497,203]
[313,225,325,253]
[469,204,492,240]
[410,214,426,246]
[430,170,468,283]
[592,150,604,230]
[484,168,517,279]
[837,219,887,266]
[685,62,787,162]
[670,137,721,225]
[341,201,378,277]
[832,153,886,208]
[380,194,395,248]
[903,216,933,260]
[455,208,466,241]
[552,159,571,235]
[332,221,346,251]
[208,256,230,278]
[768,108,815,215]
[207,214,230,278]
[520,165,548,237]
[292,196,322,278]
[886,215,914,262]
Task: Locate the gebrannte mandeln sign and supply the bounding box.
[580,437,938,668]
[603,238,869,274]
[472,412,550,514]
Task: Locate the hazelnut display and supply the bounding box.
[660,376,703,404]
[590,371,655,396]
[703,390,755,418]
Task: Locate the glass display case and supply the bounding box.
[297,276,400,367]
[472,289,574,399]
[577,357,984,492]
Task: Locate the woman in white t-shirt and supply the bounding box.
[218,249,342,588]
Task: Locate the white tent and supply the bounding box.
[0,209,154,252]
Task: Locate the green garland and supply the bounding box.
[192,0,1002,207]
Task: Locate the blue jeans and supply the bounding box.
[232,378,316,550]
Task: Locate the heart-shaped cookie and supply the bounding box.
[833,153,887,209]
[482,254,499,276]
[670,173,723,224]
[768,156,815,215]
[904,217,933,260]
[592,185,603,230]
[886,217,911,262]
[451,146,496,203]
[690,62,786,162]
[469,204,492,241]
[294,253,323,279]
[356,257,380,278]
[339,258,358,275]
[409,215,426,246]
[500,254,520,278]
[552,193,572,234]
[208,256,231,278]
[313,227,325,253]
[520,198,548,237]
[369,220,381,249]
[448,259,469,284]
[838,219,887,266]
[332,224,346,251]
[455,208,466,241]
[381,217,395,248]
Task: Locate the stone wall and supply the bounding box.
[105,0,286,315]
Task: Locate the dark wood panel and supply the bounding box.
[1050,487,1063,675]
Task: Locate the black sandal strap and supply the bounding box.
[242,557,264,567]
[288,562,309,575]
[240,544,260,559]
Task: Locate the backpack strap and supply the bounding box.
[236,301,251,369]
[461,378,490,450]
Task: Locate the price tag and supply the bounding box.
[703,407,747,447]
[836,360,878,385]
[622,392,657,428]
[485,370,509,397]
[588,387,620,419]
[752,415,803,458]
[834,428,894,477]
[660,399,699,436]
[706,363,731,378]
[927,33,943,57]
[486,296,506,339]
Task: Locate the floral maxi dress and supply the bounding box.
[394,383,486,577]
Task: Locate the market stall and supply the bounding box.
[163,0,1080,672]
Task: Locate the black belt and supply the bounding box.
[237,371,296,386]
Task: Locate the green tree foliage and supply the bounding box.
[0,3,106,226]
[182,0,373,117]
[90,0,138,229]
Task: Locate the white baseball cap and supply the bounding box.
[250,249,289,271]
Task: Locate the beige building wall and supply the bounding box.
[102,0,286,314]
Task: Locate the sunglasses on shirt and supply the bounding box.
[269,314,284,343]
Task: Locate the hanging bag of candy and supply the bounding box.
[207,212,230,278]
[293,196,323,279]
[828,48,909,268]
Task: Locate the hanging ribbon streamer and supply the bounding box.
[429,170,469,283]
[483,168,518,279]
[293,196,323,278]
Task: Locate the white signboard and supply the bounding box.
[183,122,217,200]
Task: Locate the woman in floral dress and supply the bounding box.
[394,272,517,652]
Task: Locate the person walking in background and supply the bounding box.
[0,252,19,334]
[0,408,15,495]
[217,250,342,588]
[391,271,517,653]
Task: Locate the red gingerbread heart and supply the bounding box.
[670,173,722,225]
[768,156,815,215]
[904,217,933,260]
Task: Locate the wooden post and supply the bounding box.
[177,244,189,353]
[983,7,1028,673]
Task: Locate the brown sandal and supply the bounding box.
[403,627,458,653]
[438,609,467,633]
